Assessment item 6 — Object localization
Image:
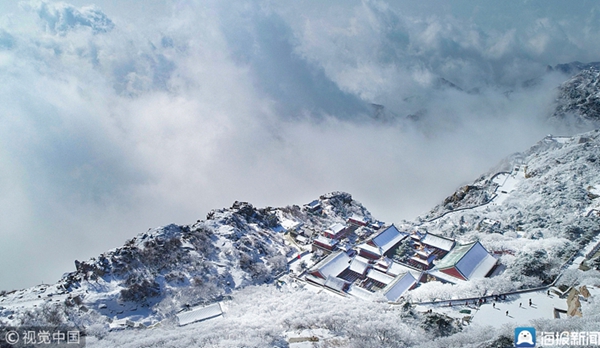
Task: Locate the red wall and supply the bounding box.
[440,267,466,281]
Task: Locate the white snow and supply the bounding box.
[347,284,377,301]
[349,257,369,275]
[371,225,408,255]
[366,269,394,285]
[309,251,351,279]
[280,218,302,231]
[388,262,421,278]
[329,222,345,234]
[415,290,568,327]
[455,243,498,280]
[421,233,455,251]
[177,302,223,326]
[5,132,600,347]
[384,272,417,302]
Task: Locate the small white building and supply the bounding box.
[347,215,368,227]
[312,235,339,251]
[324,222,347,239]
[306,200,322,213]
[177,303,223,326]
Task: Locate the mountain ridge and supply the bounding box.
[2,131,600,345]
[0,192,375,328]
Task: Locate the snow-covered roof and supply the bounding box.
[329,223,345,234]
[307,200,320,208]
[370,221,383,228]
[366,269,394,285]
[388,262,421,278]
[427,269,467,284]
[435,241,497,280]
[177,303,222,326]
[294,236,307,244]
[420,233,455,252]
[410,255,430,266]
[370,225,408,255]
[313,236,338,247]
[435,243,472,269]
[349,257,369,275]
[357,243,381,256]
[347,284,376,301]
[309,251,351,278]
[415,248,433,257]
[384,272,417,302]
[354,255,370,264]
[280,219,302,231]
[324,276,346,292]
[376,257,391,268]
[306,274,326,286]
[348,214,368,225]
[482,218,499,226]
[462,251,497,279]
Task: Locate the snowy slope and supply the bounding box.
[421,131,600,242]
[0,192,373,329]
[2,130,600,346]
[552,67,600,123]
[407,131,600,301]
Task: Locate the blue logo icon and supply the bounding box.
[515,327,536,347]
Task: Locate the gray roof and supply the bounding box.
[177,303,222,326]
[384,272,418,302]
[436,241,497,280]
[349,257,370,275]
[421,233,455,251]
[366,269,394,285]
[314,235,338,246]
[324,276,346,292]
[309,251,351,278]
[370,225,408,255]
[329,223,346,234]
[307,200,320,208]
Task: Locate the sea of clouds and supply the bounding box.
[1,0,599,290]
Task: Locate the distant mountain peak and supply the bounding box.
[552,67,600,122]
[548,61,600,75]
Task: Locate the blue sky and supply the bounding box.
[1,0,599,290]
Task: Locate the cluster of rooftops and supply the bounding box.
[299,216,498,302]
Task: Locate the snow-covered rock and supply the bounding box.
[553,67,600,123]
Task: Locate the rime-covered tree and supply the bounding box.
[394,238,413,262]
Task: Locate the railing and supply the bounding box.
[398,250,580,307]
[422,170,512,223]
[586,240,600,259]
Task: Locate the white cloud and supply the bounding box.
[23,0,115,34]
[0,0,598,291]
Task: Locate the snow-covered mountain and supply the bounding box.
[549,61,600,76]
[0,192,374,329]
[3,86,600,345]
[411,131,600,297]
[553,67,600,123]
[2,130,600,347]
